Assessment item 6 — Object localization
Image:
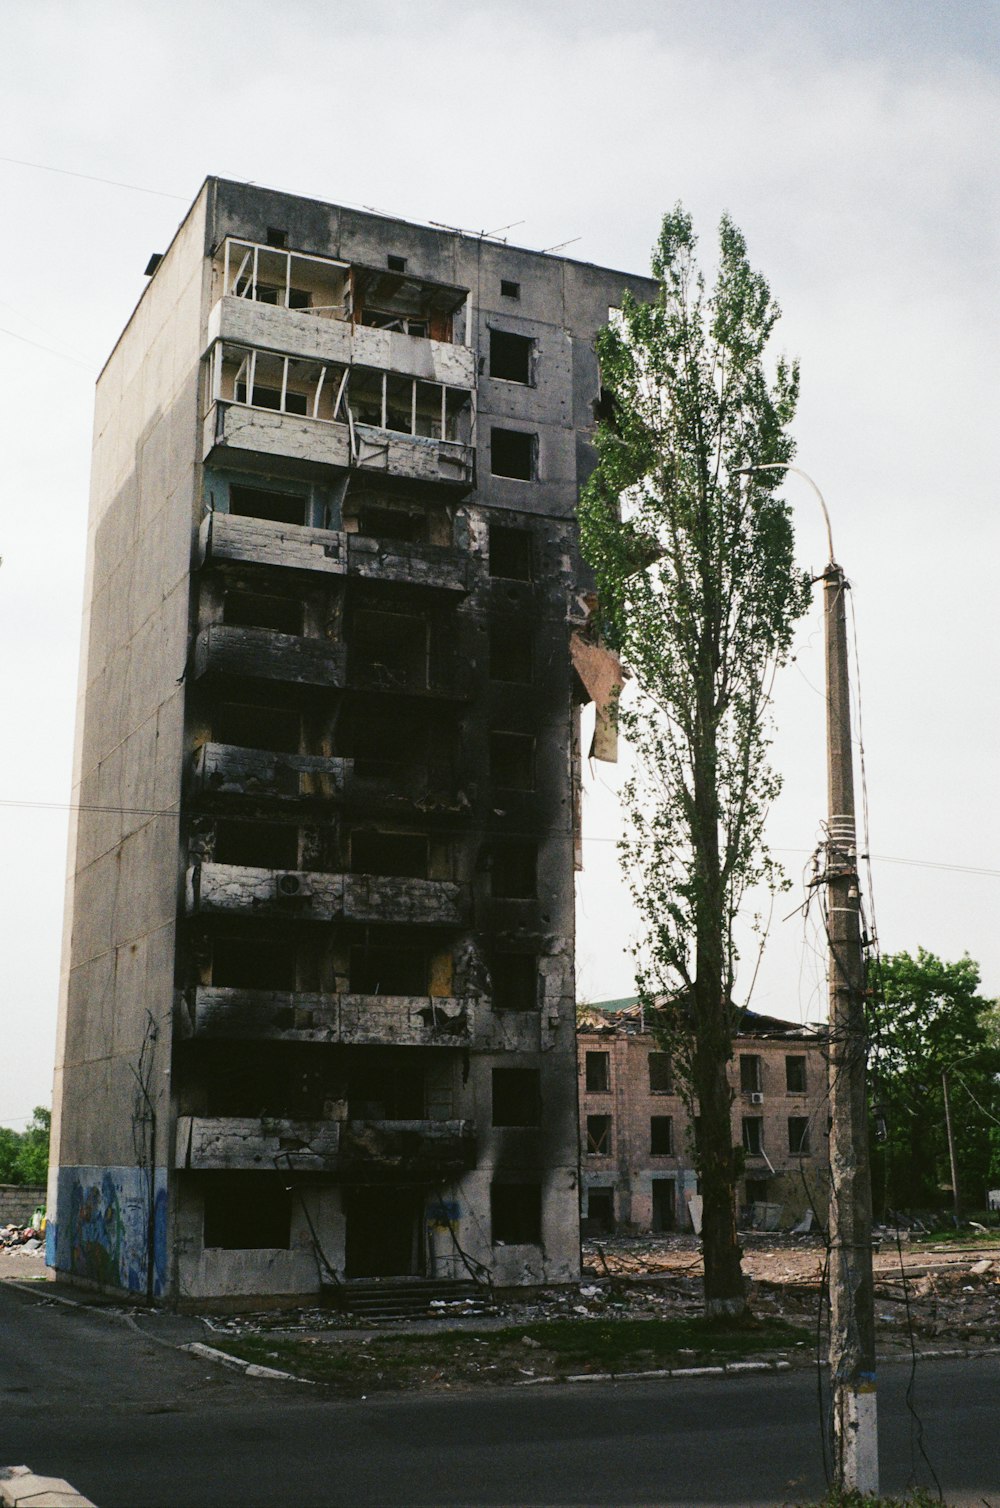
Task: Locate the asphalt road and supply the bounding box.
[1,1280,998,1507]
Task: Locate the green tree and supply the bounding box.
[15,1107,51,1187]
[870,950,999,1218]
[579,207,810,1316]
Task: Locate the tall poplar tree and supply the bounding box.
[579,208,811,1316]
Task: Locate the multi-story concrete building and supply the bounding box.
[578,1002,829,1234]
[48,177,655,1305]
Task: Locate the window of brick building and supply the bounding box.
[785,1055,807,1093]
[740,1054,762,1093]
[788,1117,810,1155]
[650,1116,673,1155]
[586,1114,612,1155]
[648,1052,673,1094]
[585,1051,610,1092]
[492,1069,541,1127]
[742,1116,764,1156]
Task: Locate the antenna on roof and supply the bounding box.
[540,236,582,254]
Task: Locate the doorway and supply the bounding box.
[344,1187,424,1278]
[651,1178,676,1233]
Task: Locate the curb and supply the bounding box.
[182,1341,313,1384]
[515,1358,792,1386]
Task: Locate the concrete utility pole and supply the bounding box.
[942,1069,961,1224]
[823,560,878,1495]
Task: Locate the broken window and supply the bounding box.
[650,1116,673,1155]
[221,238,350,319]
[500,279,520,300]
[214,819,299,870]
[349,943,428,996]
[785,1055,807,1093]
[489,732,534,791]
[212,935,296,990]
[265,227,287,248]
[745,1178,769,1207]
[742,1117,764,1156]
[492,1069,541,1127]
[491,840,536,898]
[203,1176,292,1250]
[489,622,533,683]
[345,702,429,779]
[350,830,429,879]
[586,1114,612,1155]
[349,369,469,441]
[491,428,535,480]
[585,1051,610,1093]
[357,504,427,543]
[387,254,407,273]
[648,1052,673,1094]
[491,1182,541,1245]
[223,590,304,637]
[349,1056,424,1119]
[350,608,428,690]
[651,1179,676,1233]
[216,344,345,422]
[228,483,308,527]
[213,701,300,754]
[586,1187,614,1232]
[740,1054,762,1094]
[491,953,537,1011]
[490,330,533,385]
[489,525,533,581]
[360,309,428,337]
[788,1117,810,1155]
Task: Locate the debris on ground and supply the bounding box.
[0,1224,43,1252]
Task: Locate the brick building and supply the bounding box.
[577,1002,829,1234]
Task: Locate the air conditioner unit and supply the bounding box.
[750,1092,764,1105]
[276,872,309,898]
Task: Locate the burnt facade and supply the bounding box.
[48,178,656,1303]
[578,1004,829,1235]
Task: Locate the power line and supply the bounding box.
[0,153,189,202]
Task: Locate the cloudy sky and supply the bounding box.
[1,1,997,1127]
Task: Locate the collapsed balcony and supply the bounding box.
[203,342,474,487]
[186,862,469,925]
[177,987,473,1047]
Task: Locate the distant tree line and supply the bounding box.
[0,1107,50,1187]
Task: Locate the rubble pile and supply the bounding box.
[0,1223,44,1254]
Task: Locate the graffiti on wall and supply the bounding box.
[51,1166,168,1297]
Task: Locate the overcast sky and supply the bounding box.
[1,1,997,1127]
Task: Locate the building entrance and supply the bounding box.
[344,1187,424,1277]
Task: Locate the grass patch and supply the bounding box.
[795,1492,949,1507]
[211,1313,808,1395]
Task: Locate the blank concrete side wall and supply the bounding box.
[51,190,210,1209]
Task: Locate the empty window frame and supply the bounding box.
[387,254,407,272]
[489,731,534,791]
[740,1054,762,1094]
[650,1116,673,1155]
[785,1055,807,1094]
[213,701,300,754]
[349,943,429,996]
[213,819,299,870]
[500,279,520,300]
[360,309,428,337]
[745,1178,769,1208]
[203,1176,292,1250]
[491,953,537,1011]
[489,622,533,683]
[586,1114,612,1155]
[648,1052,673,1094]
[350,368,468,441]
[221,346,344,422]
[346,703,428,779]
[491,1182,542,1244]
[489,329,533,385]
[212,935,296,990]
[491,428,535,480]
[228,483,308,527]
[585,1051,610,1093]
[492,1069,541,1127]
[491,840,536,898]
[356,504,427,543]
[489,525,532,581]
[222,590,304,636]
[742,1117,764,1156]
[350,608,428,689]
[349,830,429,879]
[222,238,349,318]
[651,1179,676,1233]
[788,1117,810,1155]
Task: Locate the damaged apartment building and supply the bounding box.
[48,177,656,1304]
[578,1003,829,1235]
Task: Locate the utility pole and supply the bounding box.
[942,1070,961,1224]
[823,561,878,1494]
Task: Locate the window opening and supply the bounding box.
[204,1177,291,1249]
[586,1187,614,1233]
[265,228,287,248]
[214,819,299,870]
[387,254,407,272]
[349,1057,425,1120]
[651,1179,676,1233]
[788,1117,810,1155]
[648,1052,673,1094]
[491,954,537,1011]
[740,1054,762,1093]
[742,1117,764,1156]
[360,309,429,337]
[223,590,304,637]
[491,1182,541,1244]
[214,701,300,754]
[785,1055,807,1093]
[489,622,532,683]
[212,935,296,990]
[489,525,532,581]
[349,943,429,996]
[650,1116,673,1155]
[229,484,307,527]
[492,1069,541,1127]
[221,238,350,319]
[585,1051,610,1093]
[351,608,428,689]
[357,504,427,543]
[586,1114,612,1154]
[490,330,533,385]
[491,840,536,898]
[489,732,534,791]
[346,703,428,779]
[500,279,520,299]
[491,428,535,480]
[350,830,429,879]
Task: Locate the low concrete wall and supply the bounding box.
[0,1186,46,1227]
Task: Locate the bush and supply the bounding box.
[0,1108,50,1186]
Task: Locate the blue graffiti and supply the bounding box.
[56,1166,167,1297]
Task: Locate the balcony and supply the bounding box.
[192,624,347,689]
[338,1119,477,1181]
[186,862,469,926]
[346,534,470,593]
[188,743,347,804]
[175,1115,341,1171]
[177,987,473,1047]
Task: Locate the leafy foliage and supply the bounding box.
[579,208,810,1312]
[0,1107,50,1187]
[869,949,999,1215]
